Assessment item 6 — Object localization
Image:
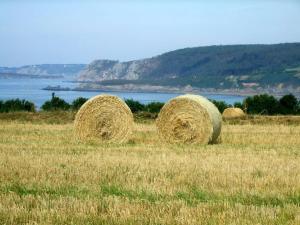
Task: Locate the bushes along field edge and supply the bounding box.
[0,93,300,115]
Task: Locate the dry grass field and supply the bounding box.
[0,114,300,224]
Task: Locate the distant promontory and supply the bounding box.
[78,43,300,94]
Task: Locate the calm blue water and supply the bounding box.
[0,78,244,108]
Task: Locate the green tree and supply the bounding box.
[71,97,88,110]
[234,102,243,110]
[0,99,35,113]
[0,100,3,113]
[145,102,164,113]
[41,93,70,111]
[210,99,230,113]
[125,99,145,113]
[279,94,299,115]
[244,94,279,115]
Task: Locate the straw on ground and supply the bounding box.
[0,116,300,224]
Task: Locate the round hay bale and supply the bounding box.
[74,94,134,143]
[156,94,222,144]
[222,107,245,119]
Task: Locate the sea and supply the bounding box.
[0,77,244,109]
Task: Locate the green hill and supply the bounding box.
[79,43,300,89]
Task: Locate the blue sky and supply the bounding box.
[0,0,300,66]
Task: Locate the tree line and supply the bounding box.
[210,94,300,115]
[0,93,300,115]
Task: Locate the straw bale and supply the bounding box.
[74,95,133,143]
[156,94,222,144]
[222,107,246,119]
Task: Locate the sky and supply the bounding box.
[0,0,300,67]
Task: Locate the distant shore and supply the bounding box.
[0,73,64,79]
[42,83,300,98]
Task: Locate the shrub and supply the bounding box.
[244,94,279,115]
[0,99,35,113]
[233,102,244,110]
[279,94,299,115]
[71,97,88,110]
[145,102,164,113]
[41,93,70,111]
[210,99,231,113]
[125,99,145,113]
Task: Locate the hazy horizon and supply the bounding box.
[1,0,300,67]
[1,42,300,67]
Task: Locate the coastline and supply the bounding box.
[42,83,300,98]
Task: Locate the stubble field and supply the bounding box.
[0,114,300,224]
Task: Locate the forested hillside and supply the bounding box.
[79,43,300,89]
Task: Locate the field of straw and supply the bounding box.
[0,114,300,225]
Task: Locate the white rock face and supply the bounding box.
[78,59,157,82]
[0,64,86,77]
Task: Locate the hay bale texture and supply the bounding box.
[74,95,133,143]
[222,107,245,119]
[156,94,222,144]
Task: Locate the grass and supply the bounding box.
[0,113,300,224]
[0,111,76,124]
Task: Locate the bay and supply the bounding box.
[0,78,244,108]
